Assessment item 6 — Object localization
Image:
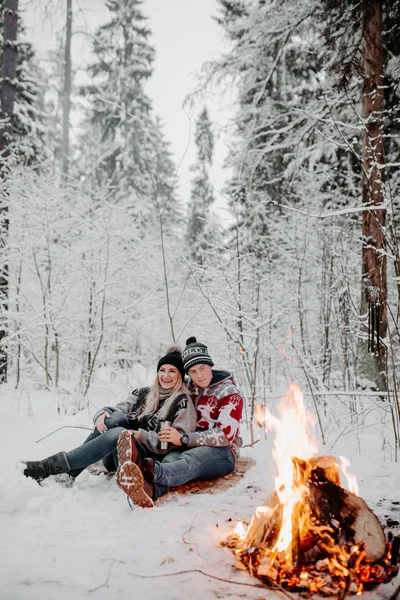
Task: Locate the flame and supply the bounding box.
[263,384,318,558]
[339,456,359,496]
[254,402,267,427]
[225,383,396,595]
[252,386,360,561]
[255,505,273,518]
[233,521,247,539]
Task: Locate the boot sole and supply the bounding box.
[117,430,135,465]
[116,461,154,508]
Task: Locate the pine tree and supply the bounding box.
[0,0,18,382]
[73,0,185,367]
[0,4,48,382]
[81,0,156,205]
[210,0,400,394]
[43,40,65,169]
[215,0,331,257]
[321,0,400,389]
[208,0,364,393]
[187,107,215,263]
[61,0,72,177]
[0,16,47,163]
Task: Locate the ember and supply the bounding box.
[224,385,398,596]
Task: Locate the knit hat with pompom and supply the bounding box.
[156,345,185,380]
[182,336,214,373]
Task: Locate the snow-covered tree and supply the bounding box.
[320,0,400,389]
[1,16,47,164]
[206,0,400,401]
[186,107,215,264]
[198,0,364,402]
[81,0,156,203]
[0,3,48,382]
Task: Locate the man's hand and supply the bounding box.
[94,411,111,433]
[157,427,182,446]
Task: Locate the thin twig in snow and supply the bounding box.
[129,569,295,598]
[35,425,91,443]
[181,513,206,560]
[182,514,197,545]
[242,439,260,449]
[89,559,116,593]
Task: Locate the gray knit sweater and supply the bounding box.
[93,388,197,455]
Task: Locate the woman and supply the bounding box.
[23,346,197,483]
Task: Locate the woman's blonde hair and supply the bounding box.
[138,369,188,421]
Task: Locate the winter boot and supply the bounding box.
[117,430,147,468]
[117,430,155,480]
[24,451,71,482]
[117,430,137,464]
[116,461,154,508]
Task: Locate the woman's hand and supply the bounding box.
[157,427,182,446]
[94,411,111,433]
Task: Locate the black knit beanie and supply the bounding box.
[182,336,214,373]
[157,345,185,380]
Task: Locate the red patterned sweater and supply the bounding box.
[186,370,244,461]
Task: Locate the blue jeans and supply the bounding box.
[153,446,235,500]
[66,411,131,474]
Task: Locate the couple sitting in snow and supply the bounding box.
[24,337,244,508]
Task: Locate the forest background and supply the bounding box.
[0,0,399,461]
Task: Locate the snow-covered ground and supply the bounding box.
[1,379,399,600]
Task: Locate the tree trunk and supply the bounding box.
[359,0,387,391]
[0,0,18,383]
[61,0,72,177]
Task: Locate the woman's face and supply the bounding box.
[158,365,181,390]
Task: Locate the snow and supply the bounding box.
[1,382,399,600]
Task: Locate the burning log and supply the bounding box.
[307,462,386,562]
[245,456,341,554]
[391,537,400,566]
[291,456,341,567]
[244,455,386,564]
[309,455,341,485]
[244,489,283,549]
[226,455,396,595]
[227,386,398,595]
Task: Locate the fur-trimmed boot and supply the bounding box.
[23,451,71,482]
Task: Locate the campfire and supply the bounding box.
[223,385,398,596]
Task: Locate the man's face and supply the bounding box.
[188,363,213,388]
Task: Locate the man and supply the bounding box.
[116,336,244,507]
